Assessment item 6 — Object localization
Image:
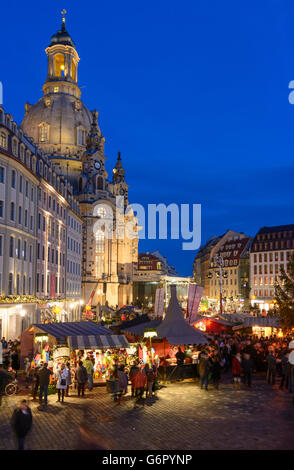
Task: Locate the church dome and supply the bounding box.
[21,93,94,159]
[50,26,75,47]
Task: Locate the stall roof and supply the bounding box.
[122,319,162,336]
[156,286,208,345]
[68,335,129,349]
[243,317,280,327]
[32,321,110,339]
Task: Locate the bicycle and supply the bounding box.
[5,379,19,396]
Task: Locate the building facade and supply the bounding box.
[250,224,294,312]
[0,106,82,339]
[193,230,251,311]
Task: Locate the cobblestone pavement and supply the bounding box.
[0,374,294,450]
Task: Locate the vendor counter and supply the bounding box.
[157,363,198,381]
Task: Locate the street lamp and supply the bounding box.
[207,254,228,314]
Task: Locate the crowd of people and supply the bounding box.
[196,332,294,399]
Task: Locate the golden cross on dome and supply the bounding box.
[61,9,67,23]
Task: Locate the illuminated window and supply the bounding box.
[39,123,49,143]
[0,131,7,149]
[54,87,59,93]
[54,53,65,77]
[71,59,76,80]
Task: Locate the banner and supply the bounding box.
[187,285,204,324]
[154,288,165,316]
[50,274,56,298]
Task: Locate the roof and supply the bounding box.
[243,317,280,327]
[68,335,129,350]
[217,314,280,328]
[122,319,162,336]
[50,22,75,47]
[191,315,233,327]
[256,224,294,235]
[32,321,110,339]
[155,286,208,345]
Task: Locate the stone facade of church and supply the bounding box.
[21,16,139,308]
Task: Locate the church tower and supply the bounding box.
[21,11,94,192]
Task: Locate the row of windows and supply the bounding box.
[257,231,293,241]
[36,273,65,295]
[253,252,292,263]
[253,289,275,298]
[67,260,81,276]
[210,278,238,286]
[0,167,35,201]
[8,237,33,260]
[253,276,279,286]
[38,189,66,218]
[67,236,81,254]
[7,273,33,296]
[253,263,289,275]
[253,240,294,251]
[0,131,37,173]
[68,215,82,234]
[0,202,34,230]
[37,244,65,266]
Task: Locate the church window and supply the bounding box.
[77,127,86,145]
[97,176,104,190]
[0,131,7,149]
[54,53,65,77]
[39,123,49,143]
[71,59,76,81]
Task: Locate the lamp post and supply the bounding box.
[144,328,158,365]
[207,254,228,314]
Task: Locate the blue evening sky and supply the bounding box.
[1,0,294,275]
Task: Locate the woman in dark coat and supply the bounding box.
[211,356,221,390]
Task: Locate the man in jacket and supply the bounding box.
[38,363,53,407]
[11,399,33,450]
[84,356,94,391]
[266,351,277,385]
[75,361,88,397]
[242,353,254,388]
[198,353,211,391]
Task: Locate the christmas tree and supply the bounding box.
[275,253,294,327]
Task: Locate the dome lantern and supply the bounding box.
[44,10,80,98]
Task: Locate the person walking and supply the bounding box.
[198,353,211,391]
[23,357,31,389]
[211,356,221,390]
[144,364,156,398]
[11,399,33,450]
[232,352,242,388]
[115,365,128,404]
[75,361,88,397]
[84,356,94,391]
[11,349,20,378]
[266,350,277,385]
[65,362,72,397]
[280,352,289,390]
[242,353,253,388]
[31,366,40,401]
[38,363,53,408]
[133,367,147,400]
[56,363,68,403]
[129,362,140,398]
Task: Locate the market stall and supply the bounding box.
[20,321,130,383]
[120,286,208,380]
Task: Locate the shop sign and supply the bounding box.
[53,347,70,359]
